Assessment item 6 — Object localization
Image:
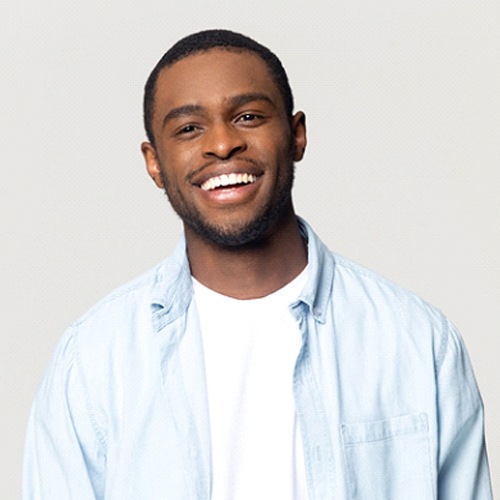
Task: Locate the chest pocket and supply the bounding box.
[341,413,434,500]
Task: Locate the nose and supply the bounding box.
[202,121,246,160]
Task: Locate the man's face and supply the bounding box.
[142,49,306,247]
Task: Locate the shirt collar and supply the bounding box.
[150,217,335,328]
[150,236,193,331]
[295,217,334,324]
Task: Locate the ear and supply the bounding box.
[291,111,307,162]
[141,142,165,189]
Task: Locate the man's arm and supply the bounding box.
[23,328,105,499]
[436,320,492,499]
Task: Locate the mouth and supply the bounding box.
[199,173,258,191]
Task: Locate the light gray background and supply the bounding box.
[2,1,499,497]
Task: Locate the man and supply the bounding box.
[23,29,492,499]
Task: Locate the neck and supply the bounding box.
[185,211,307,299]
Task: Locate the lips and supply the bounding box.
[193,163,263,205]
[192,159,264,192]
[200,173,257,191]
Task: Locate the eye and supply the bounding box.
[236,113,265,126]
[238,113,259,122]
[172,123,203,140]
[177,124,198,135]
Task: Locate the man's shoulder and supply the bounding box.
[302,218,446,328]
[71,251,184,331]
[329,250,445,327]
[331,251,412,294]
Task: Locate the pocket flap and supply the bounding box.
[341,412,428,445]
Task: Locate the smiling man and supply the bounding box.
[23,30,492,499]
[141,46,307,301]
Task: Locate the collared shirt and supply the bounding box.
[23,218,492,499]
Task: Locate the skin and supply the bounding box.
[142,49,307,299]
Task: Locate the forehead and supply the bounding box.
[153,49,283,116]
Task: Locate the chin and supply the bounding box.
[191,219,270,248]
[190,202,293,249]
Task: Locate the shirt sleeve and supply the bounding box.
[22,328,106,500]
[436,320,493,499]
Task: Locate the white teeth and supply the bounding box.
[200,173,257,191]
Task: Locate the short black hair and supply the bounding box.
[143,29,294,146]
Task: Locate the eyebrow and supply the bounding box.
[161,93,276,128]
[228,92,275,109]
[162,104,204,127]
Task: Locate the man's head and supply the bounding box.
[141,31,306,248]
[143,29,294,148]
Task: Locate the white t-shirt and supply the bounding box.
[193,268,309,500]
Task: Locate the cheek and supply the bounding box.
[254,135,288,163]
[156,153,187,185]
[165,148,198,177]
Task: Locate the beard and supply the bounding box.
[159,158,295,249]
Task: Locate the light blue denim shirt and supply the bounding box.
[23,219,492,499]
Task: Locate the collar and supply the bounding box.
[295,217,334,324]
[150,217,335,330]
[150,236,193,331]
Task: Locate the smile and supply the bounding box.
[200,173,257,191]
